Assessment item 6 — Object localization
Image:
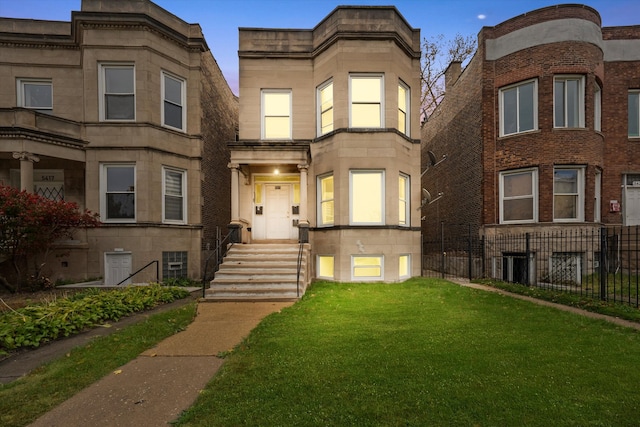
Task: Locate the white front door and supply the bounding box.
[105,252,132,286]
[265,184,292,239]
[625,187,640,226]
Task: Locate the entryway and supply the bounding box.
[104,252,132,285]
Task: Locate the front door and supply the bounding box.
[625,187,640,226]
[265,184,292,239]
[105,252,132,286]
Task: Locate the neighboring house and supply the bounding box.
[0,0,238,285]
[226,6,422,283]
[421,4,640,282]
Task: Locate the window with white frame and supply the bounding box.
[162,72,186,131]
[499,79,537,136]
[318,173,334,226]
[101,164,135,222]
[352,255,383,281]
[554,76,585,128]
[399,174,409,226]
[317,255,334,279]
[630,91,640,138]
[398,81,410,135]
[317,80,333,136]
[500,168,538,224]
[594,170,601,222]
[350,170,384,225]
[262,90,291,139]
[594,83,601,132]
[163,167,186,223]
[100,64,135,121]
[350,74,384,128]
[17,79,52,113]
[554,166,584,222]
[399,254,410,279]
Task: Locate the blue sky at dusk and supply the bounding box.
[1,0,638,94]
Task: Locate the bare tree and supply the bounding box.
[421,33,476,121]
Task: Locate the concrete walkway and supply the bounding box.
[26,300,293,427]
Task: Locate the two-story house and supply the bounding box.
[0,0,238,285]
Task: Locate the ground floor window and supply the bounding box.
[163,251,187,279]
[399,254,410,279]
[317,255,334,279]
[352,255,383,281]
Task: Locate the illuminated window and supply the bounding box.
[318,173,334,226]
[399,174,409,226]
[500,168,538,224]
[317,255,334,279]
[350,170,384,225]
[399,254,410,278]
[398,81,410,135]
[100,64,135,121]
[162,71,186,131]
[554,76,585,128]
[499,79,537,136]
[17,79,52,113]
[352,256,383,280]
[350,74,383,128]
[318,80,333,136]
[262,90,291,139]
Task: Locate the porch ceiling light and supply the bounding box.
[274,167,280,175]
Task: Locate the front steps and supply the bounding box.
[205,243,310,301]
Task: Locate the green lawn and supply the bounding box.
[176,278,640,426]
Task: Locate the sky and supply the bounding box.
[1,0,639,95]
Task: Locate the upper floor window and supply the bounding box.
[630,91,640,138]
[162,72,186,131]
[163,167,186,223]
[350,170,384,225]
[317,80,333,136]
[399,174,410,226]
[17,79,52,113]
[594,83,601,132]
[262,89,291,139]
[554,166,584,222]
[554,76,584,128]
[500,168,538,224]
[317,173,334,227]
[499,79,537,136]
[398,81,410,136]
[350,74,384,128]
[101,164,135,222]
[100,64,135,121]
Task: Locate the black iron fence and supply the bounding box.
[422,225,640,307]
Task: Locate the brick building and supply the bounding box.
[0,0,238,285]
[421,4,640,282]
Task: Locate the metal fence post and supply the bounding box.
[525,232,530,286]
[600,227,607,301]
[467,224,473,280]
[441,221,445,279]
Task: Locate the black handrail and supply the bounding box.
[296,241,304,298]
[202,230,234,298]
[116,260,158,286]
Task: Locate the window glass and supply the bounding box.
[164,168,185,222]
[318,174,334,226]
[263,91,291,139]
[105,165,135,220]
[554,76,584,128]
[399,254,410,278]
[554,168,582,221]
[351,76,382,128]
[630,92,640,137]
[501,170,536,223]
[353,256,383,279]
[500,80,536,136]
[399,174,409,226]
[318,255,334,278]
[398,82,409,135]
[319,81,333,135]
[102,65,134,120]
[594,84,602,132]
[163,73,184,130]
[20,80,52,111]
[351,171,383,224]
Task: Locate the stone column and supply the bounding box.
[12,151,40,192]
[297,163,309,243]
[228,162,240,221]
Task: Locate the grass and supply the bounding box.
[0,302,197,427]
[176,278,640,426]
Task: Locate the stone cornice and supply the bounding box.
[0,127,87,149]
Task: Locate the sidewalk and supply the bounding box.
[25,298,293,427]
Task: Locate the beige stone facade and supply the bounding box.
[232,6,422,282]
[0,0,237,285]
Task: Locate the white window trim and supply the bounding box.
[499,79,538,137]
[399,173,410,227]
[349,170,385,226]
[161,71,186,132]
[261,89,292,140]
[553,75,585,128]
[17,78,53,112]
[594,82,601,132]
[553,166,585,223]
[630,90,640,138]
[499,168,538,224]
[594,170,601,223]
[162,166,187,224]
[349,73,385,129]
[99,63,136,122]
[398,80,410,136]
[317,173,334,227]
[316,255,335,279]
[351,255,384,281]
[317,79,333,137]
[100,163,136,223]
[399,254,411,279]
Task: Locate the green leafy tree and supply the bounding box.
[0,186,100,292]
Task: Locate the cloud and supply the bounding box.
[477,14,486,20]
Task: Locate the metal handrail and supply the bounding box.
[296,241,304,298]
[116,260,158,286]
[202,230,234,297]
